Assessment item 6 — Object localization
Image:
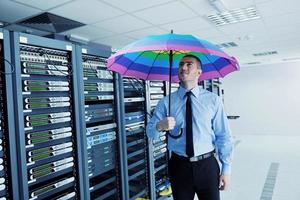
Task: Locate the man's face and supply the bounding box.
[178,57,202,82]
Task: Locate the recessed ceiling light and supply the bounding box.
[243,61,261,65]
[282,57,300,61]
[216,42,238,49]
[253,51,278,57]
[207,6,261,26]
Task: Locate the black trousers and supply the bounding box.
[169,154,220,200]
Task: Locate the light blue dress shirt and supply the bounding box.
[146,85,233,175]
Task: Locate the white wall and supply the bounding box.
[222,61,300,136]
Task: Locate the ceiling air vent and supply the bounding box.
[207,6,260,26]
[18,12,85,33]
[282,57,300,61]
[216,42,238,49]
[253,51,278,57]
[243,61,261,65]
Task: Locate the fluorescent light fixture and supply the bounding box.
[207,6,261,26]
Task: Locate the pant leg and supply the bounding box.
[193,156,220,200]
[168,156,196,200]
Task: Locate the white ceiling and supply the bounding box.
[0,0,300,67]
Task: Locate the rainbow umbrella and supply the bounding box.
[107,32,239,115]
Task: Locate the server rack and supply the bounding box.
[145,81,170,200]
[10,32,84,199]
[0,29,19,200]
[119,77,150,200]
[75,45,124,200]
[203,79,223,97]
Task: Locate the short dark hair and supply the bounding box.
[182,54,202,69]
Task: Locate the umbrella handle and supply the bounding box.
[167,128,183,139]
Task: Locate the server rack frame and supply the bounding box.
[0,28,20,200]
[10,32,85,199]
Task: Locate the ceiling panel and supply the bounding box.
[181,0,215,15]
[159,16,214,34]
[92,35,136,49]
[101,0,174,12]
[263,12,300,28]
[0,0,41,23]
[190,28,225,41]
[93,14,152,34]
[13,0,74,10]
[49,0,125,24]
[222,0,255,9]
[133,1,197,25]
[256,0,300,17]
[61,25,115,40]
[124,26,166,39]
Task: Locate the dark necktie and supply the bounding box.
[186,91,194,157]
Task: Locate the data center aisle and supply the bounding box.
[217,134,300,200]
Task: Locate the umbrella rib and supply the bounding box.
[145,50,163,80]
[122,50,147,76]
[202,53,223,78]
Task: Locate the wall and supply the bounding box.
[222,61,300,136]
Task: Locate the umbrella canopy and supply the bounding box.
[107,33,239,82]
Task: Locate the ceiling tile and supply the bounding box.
[263,12,300,28]
[190,28,224,41]
[159,16,214,34]
[49,0,124,24]
[93,14,151,34]
[180,0,215,15]
[92,35,136,49]
[101,0,174,12]
[61,25,115,40]
[133,1,197,25]
[124,27,166,39]
[221,0,255,9]
[0,0,41,23]
[256,0,300,17]
[13,0,74,10]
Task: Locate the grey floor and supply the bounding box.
[211,134,300,200]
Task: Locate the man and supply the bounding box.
[146,55,233,200]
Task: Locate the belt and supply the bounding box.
[172,150,215,162]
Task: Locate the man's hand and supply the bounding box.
[219,175,230,191]
[156,117,176,131]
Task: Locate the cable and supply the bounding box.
[37,48,72,76]
[0,56,15,74]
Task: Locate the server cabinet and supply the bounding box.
[75,45,124,200]
[119,77,150,200]
[0,29,20,200]
[145,81,171,200]
[10,32,84,200]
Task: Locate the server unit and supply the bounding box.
[11,33,84,200]
[77,45,123,200]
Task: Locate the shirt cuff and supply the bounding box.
[221,164,231,175]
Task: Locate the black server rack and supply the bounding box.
[10,32,84,199]
[203,79,222,97]
[119,77,150,200]
[0,29,19,200]
[146,81,170,200]
[76,45,124,200]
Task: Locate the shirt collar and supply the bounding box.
[178,85,202,99]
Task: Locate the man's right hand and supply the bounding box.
[156,117,176,131]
